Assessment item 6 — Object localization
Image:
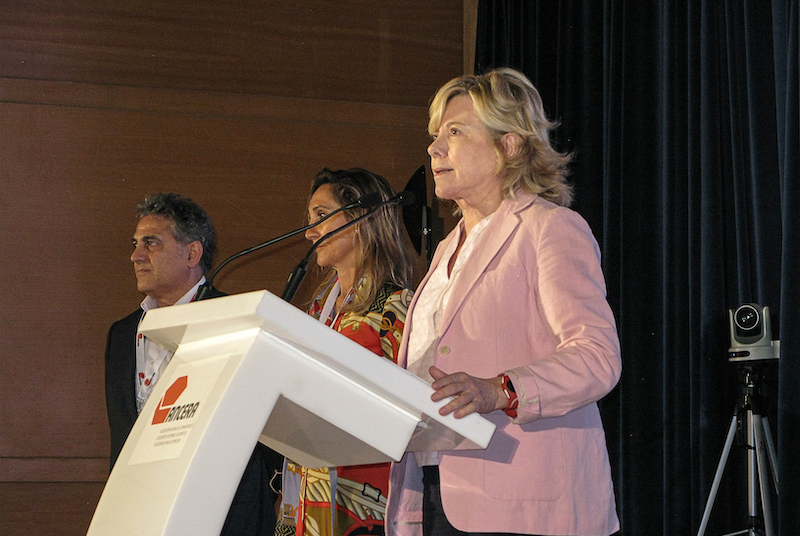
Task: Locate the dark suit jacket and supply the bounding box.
[104,287,283,535]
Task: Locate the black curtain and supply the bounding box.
[475,1,799,535]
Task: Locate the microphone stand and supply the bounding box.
[280,191,414,303]
[195,194,380,301]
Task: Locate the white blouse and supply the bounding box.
[406,214,493,382]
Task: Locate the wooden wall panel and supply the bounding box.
[0,483,104,536]
[0,81,432,473]
[0,0,462,106]
[0,0,464,533]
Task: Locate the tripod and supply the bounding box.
[697,365,780,536]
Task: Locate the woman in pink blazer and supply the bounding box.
[386,68,622,536]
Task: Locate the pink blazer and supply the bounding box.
[387,193,621,536]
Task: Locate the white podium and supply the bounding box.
[88,290,495,536]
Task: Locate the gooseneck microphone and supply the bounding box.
[280,191,415,303]
[194,192,382,301]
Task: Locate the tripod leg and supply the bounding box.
[697,415,738,536]
[761,417,779,494]
[746,410,759,526]
[753,416,775,536]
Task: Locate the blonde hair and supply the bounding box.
[428,67,573,207]
[308,168,417,314]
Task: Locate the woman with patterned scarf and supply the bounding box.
[276,167,418,536]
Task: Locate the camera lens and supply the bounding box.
[734,305,760,331]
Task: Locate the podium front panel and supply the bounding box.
[88,291,496,536]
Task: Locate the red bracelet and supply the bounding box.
[499,374,519,418]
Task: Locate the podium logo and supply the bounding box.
[151,376,200,425]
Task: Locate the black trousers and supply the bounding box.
[421,466,541,536]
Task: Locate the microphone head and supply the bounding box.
[395,191,416,207]
[356,192,383,209]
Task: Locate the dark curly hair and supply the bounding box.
[136,192,217,273]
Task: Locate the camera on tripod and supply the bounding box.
[728,303,780,362]
[698,303,781,536]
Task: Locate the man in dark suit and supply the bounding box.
[105,192,282,535]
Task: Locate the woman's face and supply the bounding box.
[305,183,358,273]
[427,95,503,209]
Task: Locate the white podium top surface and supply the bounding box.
[139,290,496,462]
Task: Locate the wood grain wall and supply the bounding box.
[0,1,464,533]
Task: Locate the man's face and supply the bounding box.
[130,215,197,307]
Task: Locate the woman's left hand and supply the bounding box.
[429,366,507,418]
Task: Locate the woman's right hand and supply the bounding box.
[428,366,507,418]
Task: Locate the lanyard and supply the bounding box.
[134,285,201,413]
[314,278,355,534]
[135,314,174,414]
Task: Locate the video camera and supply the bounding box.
[728,303,780,362]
